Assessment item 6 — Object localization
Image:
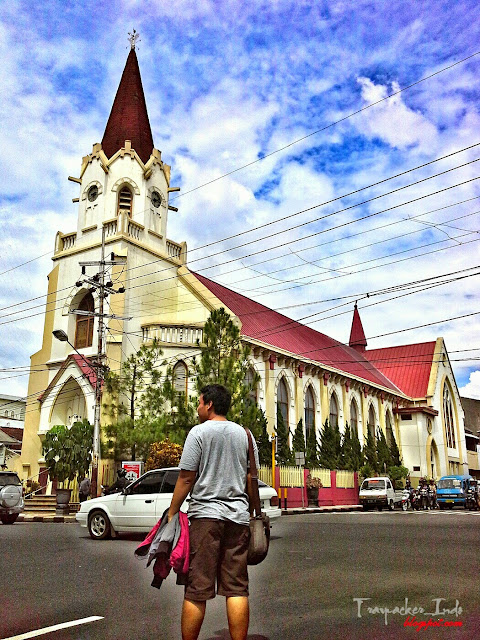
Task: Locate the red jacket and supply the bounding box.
[135,510,190,589]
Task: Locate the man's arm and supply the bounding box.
[246,472,254,516]
[168,469,197,521]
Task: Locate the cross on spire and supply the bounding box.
[128,29,140,50]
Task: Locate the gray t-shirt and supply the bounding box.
[179,420,259,526]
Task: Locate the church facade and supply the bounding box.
[15,45,472,490]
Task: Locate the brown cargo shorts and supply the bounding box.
[185,517,250,601]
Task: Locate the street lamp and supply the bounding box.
[52,329,102,496]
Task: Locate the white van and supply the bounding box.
[359,476,401,511]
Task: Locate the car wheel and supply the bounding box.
[1,513,18,524]
[448,504,453,510]
[438,503,444,510]
[362,504,370,511]
[388,500,394,511]
[377,506,383,511]
[88,510,111,540]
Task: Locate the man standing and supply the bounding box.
[168,384,258,640]
[78,476,90,502]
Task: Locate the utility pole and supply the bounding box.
[72,226,130,496]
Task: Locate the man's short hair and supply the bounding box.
[200,384,231,416]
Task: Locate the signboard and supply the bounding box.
[122,461,144,482]
[295,452,305,467]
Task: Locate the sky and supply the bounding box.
[1,0,480,399]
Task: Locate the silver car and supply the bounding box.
[0,471,24,524]
[76,467,281,540]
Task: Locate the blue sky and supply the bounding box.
[1,0,480,397]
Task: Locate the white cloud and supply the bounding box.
[356,77,439,151]
[459,371,480,400]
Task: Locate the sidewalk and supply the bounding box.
[16,504,362,523]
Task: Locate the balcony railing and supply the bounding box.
[142,324,203,346]
[55,231,77,253]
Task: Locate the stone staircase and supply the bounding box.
[23,495,56,514]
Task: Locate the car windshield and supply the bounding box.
[438,478,461,489]
[361,479,385,490]
[0,474,21,486]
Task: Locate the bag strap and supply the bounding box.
[245,428,262,517]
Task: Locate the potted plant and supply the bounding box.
[42,419,93,512]
[306,473,323,507]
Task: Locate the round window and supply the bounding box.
[151,190,163,208]
[87,185,99,202]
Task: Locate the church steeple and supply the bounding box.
[349,303,367,353]
[101,42,154,164]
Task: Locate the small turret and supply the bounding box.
[349,303,367,352]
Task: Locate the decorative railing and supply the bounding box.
[142,324,203,345]
[103,218,117,238]
[166,239,182,260]
[55,231,77,253]
[127,219,144,241]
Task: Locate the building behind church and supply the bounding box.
[12,44,476,491]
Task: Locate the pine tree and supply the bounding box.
[318,419,339,469]
[362,430,378,474]
[103,339,167,461]
[376,429,392,475]
[292,419,306,457]
[351,422,364,471]
[389,432,402,466]
[341,423,354,471]
[305,419,319,468]
[276,405,293,465]
[333,421,342,470]
[255,410,272,466]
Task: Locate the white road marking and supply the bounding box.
[2,616,104,640]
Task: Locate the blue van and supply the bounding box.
[436,475,473,509]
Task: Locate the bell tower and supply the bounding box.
[61,33,183,261]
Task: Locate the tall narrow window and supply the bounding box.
[277,378,289,429]
[74,292,94,349]
[329,393,338,429]
[173,361,188,395]
[245,368,257,406]
[117,186,133,217]
[443,385,456,448]
[385,412,394,447]
[367,405,376,439]
[304,386,315,443]
[350,399,358,433]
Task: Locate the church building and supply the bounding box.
[16,42,473,490]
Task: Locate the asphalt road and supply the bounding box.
[1,510,479,640]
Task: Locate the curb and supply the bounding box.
[17,513,77,523]
[281,505,363,515]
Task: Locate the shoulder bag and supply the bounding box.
[245,428,270,565]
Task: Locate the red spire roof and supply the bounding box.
[349,303,367,352]
[102,48,154,164]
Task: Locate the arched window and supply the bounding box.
[385,411,394,447]
[10,411,14,419]
[117,186,133,217]
[3,410,8,417]
[329,393,338,429]
[367,405,376,439]
[443,385,456,448]
[277,378,289,428]
[350,399,358,433]
[74,292,95,349]
[304,386,315,441]
[173,361,188,395]
[245,367,257,405]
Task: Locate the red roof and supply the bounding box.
[365,342,436,398]
[38,355,98,403]
[102,48,154,164]
[349,304,367,352]
[193,272,400,392]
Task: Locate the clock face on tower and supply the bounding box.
[151,190,163,209]
[87,185,99,202]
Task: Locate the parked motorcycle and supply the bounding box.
[401,488,411,511]
[411,489,421,511]
[466,484,479,510]
[419,485,429,510]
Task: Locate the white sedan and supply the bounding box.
[76,467,281,540]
